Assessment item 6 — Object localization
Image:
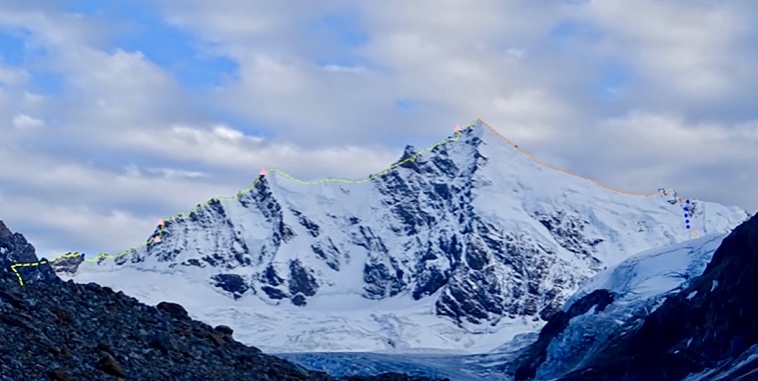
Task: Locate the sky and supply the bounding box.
[0,0,757,259]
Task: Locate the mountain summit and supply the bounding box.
[56,120,749,352]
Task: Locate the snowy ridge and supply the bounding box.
[58,120,749,353]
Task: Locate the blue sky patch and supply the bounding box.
[309,12,369,47]
[593,61,632,101]
[211,111,274,139]
[395,99,418,111]
[0,29,27,65]
[599,62,631,87]
[64,0,106,16]
[309,11,372,71]
[550,20,602,45]
[66,0,238,90]
[29,70,65,96]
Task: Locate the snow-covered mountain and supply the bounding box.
[54,119,749,353]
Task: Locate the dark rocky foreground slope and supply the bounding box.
[0,221,443,381]
[511,212,758,381]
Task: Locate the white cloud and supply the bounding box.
[321,64,367,73]
[154,0,577,149]
[545,111,758,212]
[12,113,45,129]
[0,0,757,260]
[0,66,29,86]
[23,91,45,103]
[124,165,206,180]
[121,121,399,178]
[0,190,153,258]
[572,1,758,104]
[211,124,245,141]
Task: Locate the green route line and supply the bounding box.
[8,117,697,285]
[9,119,481,285]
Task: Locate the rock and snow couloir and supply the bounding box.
[53,120,749,353]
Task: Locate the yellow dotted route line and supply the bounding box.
[9,260,49,285]
[9,118,697,285]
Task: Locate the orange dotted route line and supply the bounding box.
[9,118,698,285]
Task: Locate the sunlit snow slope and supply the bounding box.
[57,120,749,353]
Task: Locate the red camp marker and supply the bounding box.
[454,124,462,132]
[259,168,269,176]
[153,236,161,243]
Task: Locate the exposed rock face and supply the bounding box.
[0,220,57,284]
[211,273,249,299]
[549,213,758,381]
[0,223,444,381]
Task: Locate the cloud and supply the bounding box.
[125,165,206,180]
[12,113,45,129]
[121,122,399,178]
[152,0,579,150]
[0,0,757,260]
[568,1,758,116]
[321,64,367,73]
[0,189,151,259]
[0,65,28,86]
[545,111,758,211]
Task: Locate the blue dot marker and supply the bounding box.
[682,199,694,232]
